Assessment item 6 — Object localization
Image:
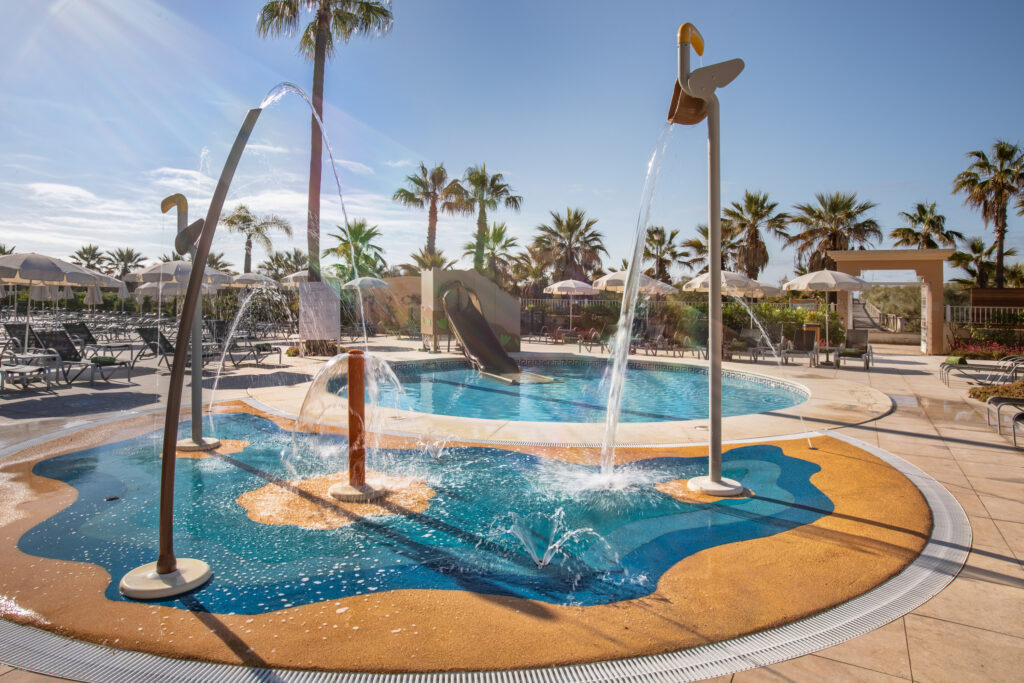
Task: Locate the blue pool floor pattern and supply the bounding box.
[19,413,833,613]
[366,361,806,423]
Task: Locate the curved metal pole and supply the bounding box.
[156,108,262,575]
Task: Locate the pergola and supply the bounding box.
[827,249,954,354]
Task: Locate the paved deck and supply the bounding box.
[0,341,1021,681]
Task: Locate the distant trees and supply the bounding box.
[322,219,387,279]
[953,140,1024,288]
[891,202,962,249]
[103,248,147,280]
[462,222,518,286]
[223,204,292,273]
[70,244,104,271]
[392,163,469,255]
[643,226,686,283]
[787,191,881,272]
[533,207,606,282]
[723,190,789,279]
[462,164,522,272]
[258,248,309,280]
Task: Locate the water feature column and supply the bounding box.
[671,23,746,497]
[161,194,220,452]
[328,349,387,502]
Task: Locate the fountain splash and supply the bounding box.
[286,350,407,479]
[260,83,369,346]
[497,508,618,569]
[599,123,675,475]
[207,287,291,434]
[730,296,814,448]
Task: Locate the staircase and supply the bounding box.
[852,299,884,331]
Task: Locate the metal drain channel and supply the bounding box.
[0,431,969,682]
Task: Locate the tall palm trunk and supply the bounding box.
[995,212,1007,288]
[306,7,329,282]
[474,206,486,271]
[243,237,253,273]
[427,201,438,254]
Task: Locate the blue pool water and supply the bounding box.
[382,360,805,422]
[20,413,831,612]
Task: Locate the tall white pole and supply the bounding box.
[676,23,745,497]
[707,94,723,483]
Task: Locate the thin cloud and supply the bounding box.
[333,159,374,176]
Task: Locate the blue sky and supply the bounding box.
[1,0,1022,284]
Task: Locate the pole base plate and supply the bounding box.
[687,475,746,497]
[328,482,387,503]
[177,437,221,452]
[119,558,212,599]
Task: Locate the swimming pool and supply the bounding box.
[379,359,807,423]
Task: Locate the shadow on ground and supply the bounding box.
[0,390,163,418]
[202,371,312,391]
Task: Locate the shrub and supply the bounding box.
[968,380,1024,402]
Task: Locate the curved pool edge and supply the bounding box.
[0,429,968,683]
[248,355,893,447]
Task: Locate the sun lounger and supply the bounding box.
[62,321,134,359]
[35,329,132,384]
[985,396,1024,435]
[0,362,51,393]
[136,326,219,370]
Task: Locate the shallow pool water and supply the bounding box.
[20,413,831,612]
[379,360,806,422]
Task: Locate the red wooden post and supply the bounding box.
[347,349,366,487]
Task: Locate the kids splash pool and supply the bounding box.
[372,358,807,423]
[0,402,968,678]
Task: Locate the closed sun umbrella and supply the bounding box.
[85,285,104,308]
[783,270,869,347]
[543,279,599,329]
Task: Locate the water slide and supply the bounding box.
[441,284,552,385]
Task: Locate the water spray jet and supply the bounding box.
[328,349,387,502]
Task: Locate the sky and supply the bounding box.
[1,0,1022,285]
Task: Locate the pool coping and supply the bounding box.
[248,355,894,446]
[0,428,968,682]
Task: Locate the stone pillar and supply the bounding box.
[917,263,945,354]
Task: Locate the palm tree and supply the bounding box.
[257,0,393,282]
[0,244,14,255]
[890,202,963,249]
[510,246,549,298]
[103,248,146,280]
[462,222,518,287]
[681,223,742,274]
[258,248,309,280]
[949,237,1014,289]
[399,247,457,275]
[206,252,235,274]
[1006,263,1024,288]
[223,204,293,273]
[533,207,607,282]
[643,226,686,283]
[787,191,881,271]
[392,162,469,254]
[322,219,386,279]
[953,140,1024,288]
[723,190,789,279]
[462,164,523,272]
[70,244,105,270]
